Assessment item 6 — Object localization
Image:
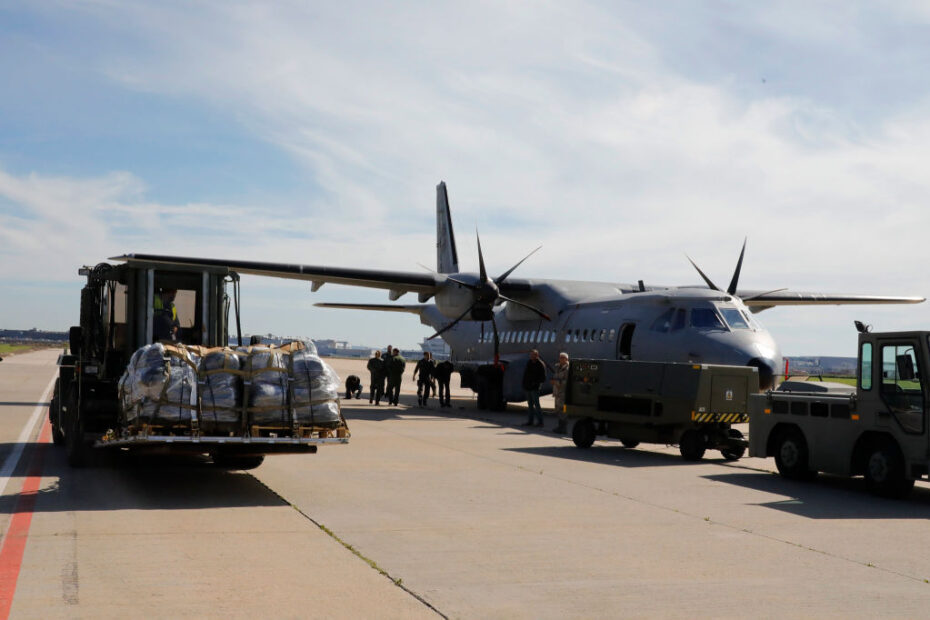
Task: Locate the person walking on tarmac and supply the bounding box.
[551,352,571,433]
[413,351,436,407]
[434,358,454,408]
[386,348,406,406]
[153,288,180,342]
[521,349,547,427]
[367,350,385,405]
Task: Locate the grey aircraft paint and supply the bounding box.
[115,182,924,398]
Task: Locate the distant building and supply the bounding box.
[420,337,451,360]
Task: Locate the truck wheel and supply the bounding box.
[65,389,90,468]
[774,428,815,481]
[572,418,596,449]
[620,439,640,449]
[679,429,705,461]
[864,440,914,499]
[50,380,65,446]
[212,454,265,470]
[720,428,745,461]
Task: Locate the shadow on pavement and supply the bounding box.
[0,441,287,515]
[703,471,930,519]
[504,444,712,469]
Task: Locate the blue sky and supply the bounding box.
[1,1,929,355]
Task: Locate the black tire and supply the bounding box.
[50,379,65,446]
[572,418,596,449]
[65,387,90,468]
[773,428,816,481]
[620,439,640,449]
[864,440,914,499]
[476,376,489,410]
[720,428,745,461]
[212,454,265,471]
[679,429,705,461]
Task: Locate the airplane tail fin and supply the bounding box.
[436,181,459,274]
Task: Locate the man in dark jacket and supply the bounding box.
[345,375,363,399]
[386,348,406,406]
[413,351,436,407]
[521,349,547,427]
[367,350,385,404]
[433,359,454,408]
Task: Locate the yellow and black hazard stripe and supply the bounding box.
[691,412,749,424]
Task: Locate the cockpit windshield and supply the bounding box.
[690,308,725,330]
[719,307,750,330]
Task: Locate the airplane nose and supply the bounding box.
[747,357,776,390]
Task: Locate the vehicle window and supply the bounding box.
[582,329,588,341]
[672,308,686,331]
[719,308,749,329]
[564,331,571,343]
[608,328,616,341]
[880,343,924,434]
[573,330,580,343]
[650,309,674,333]
[599,328,606,342]
[690,308,726,330]
[859,342,872,390]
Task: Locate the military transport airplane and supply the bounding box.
[116,182,923,407]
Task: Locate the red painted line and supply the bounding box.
[0,420,51,620]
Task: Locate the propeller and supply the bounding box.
[429,232,551,362]
[687,238,747,296]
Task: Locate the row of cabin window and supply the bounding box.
[479,328,618,345]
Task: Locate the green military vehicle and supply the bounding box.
[565,359,759,460]
[749,329,930,498]
[50,260,349,469]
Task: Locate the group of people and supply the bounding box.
[362,346,454,407]
[355,345,571,434]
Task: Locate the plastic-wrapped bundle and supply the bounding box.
[120,343,199,426]
[240,346,290,426]
[290,341,341,426]
[200,348,243,432]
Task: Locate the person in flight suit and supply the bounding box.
[367,350,386,405]
[344,374,363,399]
[386,348,406,406]
[521,349,547,427]
[433,358,455,408]
[413,351,436,407]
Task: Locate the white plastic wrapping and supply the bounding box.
[118,340,343,433]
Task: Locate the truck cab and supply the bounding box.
[748,330,930,497]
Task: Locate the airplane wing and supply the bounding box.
[313,302,429,314]
[739,290,925,311]
[113,253,443,299]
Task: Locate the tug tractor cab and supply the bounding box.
[749,330,930,498]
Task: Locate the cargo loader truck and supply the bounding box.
[50,261,349,469]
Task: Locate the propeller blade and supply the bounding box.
[498,294,551,321]
[686,255,720,291]
[428,304,474,340]
[476,231,488,283]
[741,287,788,301]
[495,246,542,285]
[727,238,747,296]
[446,276,478,290]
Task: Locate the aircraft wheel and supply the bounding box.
[620,439,639,449]
[476,376,489,410]
[679,429,705,461]
[774,428,816,481]
[572,418,596,449]
[720,428,745,461]
[864,439,913,499]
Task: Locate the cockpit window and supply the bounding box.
[719,308,749,329]
[672,308,686,331]
[690,308,726,330]
[650,309,674,333]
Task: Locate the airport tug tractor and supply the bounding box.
[749,328,930,498]
[564,359,758,460]
[50,261,349,469]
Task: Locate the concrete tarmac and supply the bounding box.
[2,351,930,618]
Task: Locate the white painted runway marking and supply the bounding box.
[0,375,55,499]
